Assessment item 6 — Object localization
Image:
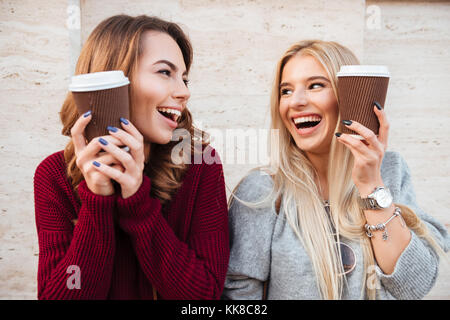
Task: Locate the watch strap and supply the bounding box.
[358,197,382,210]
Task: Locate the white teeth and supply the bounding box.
[293,115,322,124]
[157,107,181,117]
[157,107,181,122]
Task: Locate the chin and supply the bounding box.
[152,136,172,145]
[152,130,175,145]
[292,135,325,154]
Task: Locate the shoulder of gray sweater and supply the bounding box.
[382,152,450,252]
[380,150,408,195]
[234,152,409,203]
[228,168,278,231]
[232,168,275,203]
[381,150,406,174]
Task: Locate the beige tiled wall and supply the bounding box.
[0,0,448,299]
[0,0,71,299]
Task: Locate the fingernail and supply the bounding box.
[335,132,342,137]
[120,117,129,125]
[342,120,352,126]
[98,137,108,146]
[83,110,92,117]
[374,101,383,110]
[92,161,101,167]
[107,126,118,133]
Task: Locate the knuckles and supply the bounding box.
[366,156,378,166]
[366,131,376,141]
[70,126,78,137]
[123,153,134,166]
[75,155,86,170]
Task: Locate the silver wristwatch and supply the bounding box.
[358,186,393,210]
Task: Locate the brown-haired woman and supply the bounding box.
[34,15,229,300]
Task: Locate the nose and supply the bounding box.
[173,78,190,104]
[289,88,308,108]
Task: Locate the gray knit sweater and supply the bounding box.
[222,151,450,300]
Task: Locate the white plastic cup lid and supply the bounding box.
[69,70,130,92]
[337,65,390,77]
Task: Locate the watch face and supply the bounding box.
[374,188,393,208]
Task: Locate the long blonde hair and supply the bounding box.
[231,40,446,299]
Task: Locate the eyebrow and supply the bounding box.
[279,76,330,88]
[153,59,187,76]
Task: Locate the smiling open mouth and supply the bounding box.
[157,107,181,122]
[293,115,322,129]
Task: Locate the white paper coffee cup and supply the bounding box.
[337,65,390,78]
[69,70,130,92]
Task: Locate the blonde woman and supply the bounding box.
[222,40,449,300]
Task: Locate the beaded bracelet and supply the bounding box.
[364,206,406,241]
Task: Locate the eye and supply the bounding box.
[280,88,292,96]
[158,69,171,76]
[309,82,325,90]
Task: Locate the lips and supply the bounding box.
[156,106,182,122]
[292,113,322,130]
[156,107,181,129]
[290,113,323,136]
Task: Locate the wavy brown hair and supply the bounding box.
[60,14,208,205]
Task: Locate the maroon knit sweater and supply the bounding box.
[34,149,229,300]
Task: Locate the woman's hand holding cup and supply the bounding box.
[91,117,146,199]
[335,104,390,197]
[71,111,125,196]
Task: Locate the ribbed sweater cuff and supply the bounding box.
[376,230,439,299]
[77,180,117,214]
[116,175,161,218]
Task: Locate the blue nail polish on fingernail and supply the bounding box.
[92,161,101,167]
[99,137,108,146]
[107,126,118,133]
[83,110,92,117]
[335,132,342,137]
[120,117,129,125]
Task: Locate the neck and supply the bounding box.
[306,150,329,201]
